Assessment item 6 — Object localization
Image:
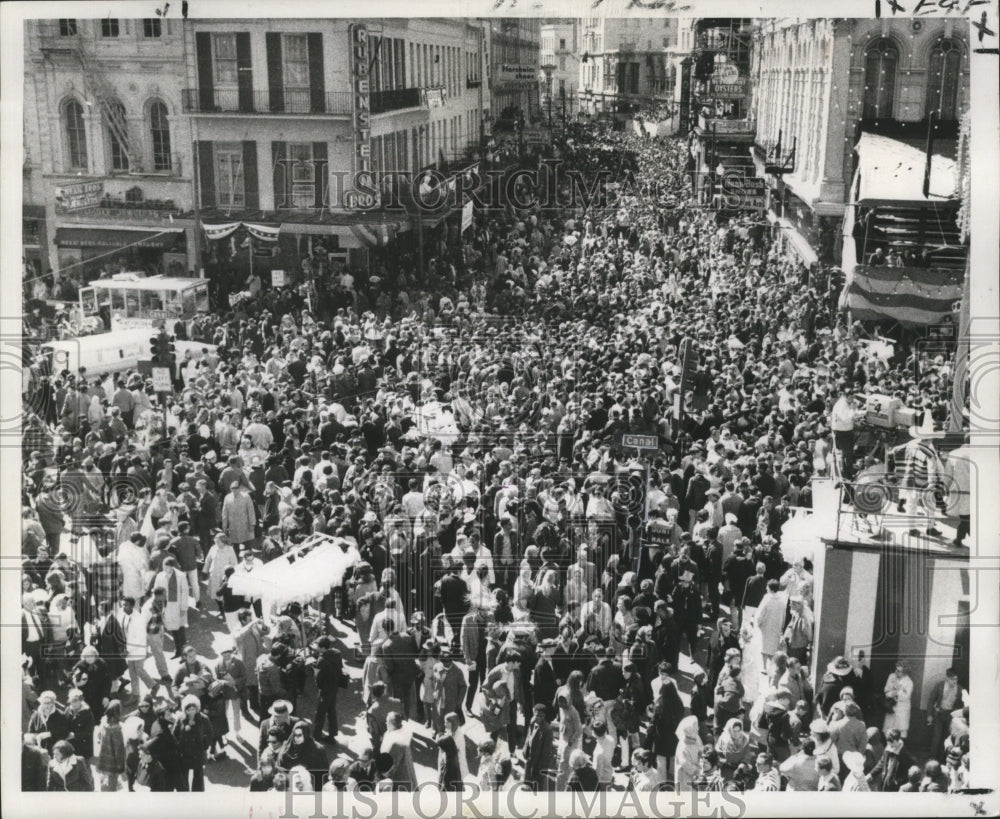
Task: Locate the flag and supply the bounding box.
[244,222,281,243]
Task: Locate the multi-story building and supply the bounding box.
[484,18,542,128]
[577,17,676,122]
[24,17,197,281]
[749,17,969,326]
[540,20,580,123]
[183,18,485,272]
[686,19,756,202]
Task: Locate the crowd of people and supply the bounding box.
[21,120,971,795]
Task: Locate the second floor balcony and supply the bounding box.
[698,114,755,137]
[371,87,424,115]
[182,88,352,116]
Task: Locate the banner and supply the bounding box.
[202,221,241,241]
[244,222,281,243]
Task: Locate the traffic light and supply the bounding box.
[150,333,165,364]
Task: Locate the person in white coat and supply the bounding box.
[151,557,190,658]
[882,661,914,738]
[117,596,157,695]
[204,532,239,599]
[755,580,788,668]
[117,533,150,602]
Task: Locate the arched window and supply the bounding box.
[149,101,172,171]
[926,38,963,122]
[64,99,87,170]
[107,100,130,172]
[863,38,898,120]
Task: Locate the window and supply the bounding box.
[559,55,566,71]
[663,37,669,47]
[101,18,120,38]
[59,19,78,36]
[64,99,87,170]
[150,102,171,172]
[288,143,315,207]
[559,38,566,50]
[926,38,962,122]
[215,143,245,208]
[213,34,239,86]
[863,38,898,120]
[107,101,130,172]
[283,34,310,111]
[143,19,162,38]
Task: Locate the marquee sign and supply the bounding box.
[347,24,377,210]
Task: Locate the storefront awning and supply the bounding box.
[777,217,819,267]
[855,132,958,204]
[54,227,183,250]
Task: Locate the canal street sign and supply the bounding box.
[620,433,659,450]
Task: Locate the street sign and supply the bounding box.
[151,366,172,393]
[271,269,287,287]
[621,433,659,451]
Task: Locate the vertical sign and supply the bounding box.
[347,24,376,210]
[678,58,692,137]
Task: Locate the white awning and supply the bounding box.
[777,217,819,267]
[855,132,957,203]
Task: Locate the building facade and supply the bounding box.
[183,18,485,271]
[484,18,541,127]
[749,17,969,296]
[24,17,197,281]
[540,20,580,123]
[577,17,676,122]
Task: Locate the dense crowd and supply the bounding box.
[21,122,971,795]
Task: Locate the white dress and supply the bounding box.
[882,672,914,737]
[740,619,765,707]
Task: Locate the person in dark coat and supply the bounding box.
[65,688,97,760]
[436,715,465,792]
[46,739,94,791]
[643,679,685,783]
[22,734,50,791]
[276,719,328,792]
[311,636,346,742]
[27,690,72,753]
[671,570,704,660]
[523,703,557,792]
[134,739,169,791]
[706,618,740,689]
[172,694,213,791]
[436,558,470,645]
[567,749,600,791]
[532,639,559,720]
[867,729,913,792]
[71,645,114,715]
[381,623,421,719]
[722,541,755,630]
[147,695,184,791]
[816,656,855,719]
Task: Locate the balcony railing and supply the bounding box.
[182,88,352,116]
[370,87,424,115]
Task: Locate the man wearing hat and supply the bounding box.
[816,656,856,719]
[258,699,294,754]
[310,636,346,744]
[810,718,839,771]
[147,693,184,791]
[214,639,248,737]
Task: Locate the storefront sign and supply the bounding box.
[706,78,749,99]
[111,314,159,331]
[497,63,538,85]
[714,63,740,84]
[347,24,377,211]
[55,181,103,211]
[425,88,446,108]
[721,173,767,210]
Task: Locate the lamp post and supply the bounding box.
[540,63,556,125]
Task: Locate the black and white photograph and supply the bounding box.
[2,1,998,817]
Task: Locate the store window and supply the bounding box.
[213,34,239,86]
[64,98,87,170]
[862,38,898,120]
[149,101,171,172]
[215,143,245,208]
[288,143,315,207]
[59,19,78,36]
[926,38,963,122]
[283,34,310,112]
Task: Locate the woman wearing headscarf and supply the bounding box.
[172,693,213,791]
[276,719,328,791]
[715,717,754,778]
[674,715,704,792]
[94,700,127,791]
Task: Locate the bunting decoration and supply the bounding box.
[202,221,281,242]
[202,221,241,241]
[245,222,281,243]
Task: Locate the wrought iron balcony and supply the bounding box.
[698,114,755,136]
[182,88,352,116]
[370,87,423,115]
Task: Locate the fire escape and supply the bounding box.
[74,36,139,172]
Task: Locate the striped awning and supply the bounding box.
[841,264,965,326]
